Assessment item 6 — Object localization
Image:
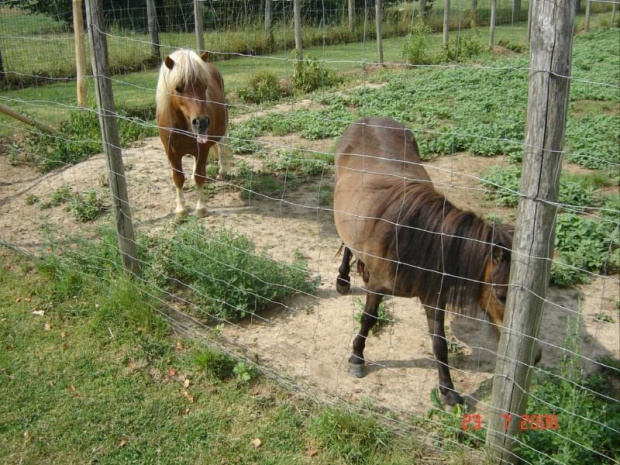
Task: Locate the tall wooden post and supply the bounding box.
[471,0,478,25]
[420,0,427,23]
[73,0,87,106]
[443,0,450,45]
[585,0,591,31]
[376,0,384,65]
[265,0,273,46]
[146,0,160,60]
[348,0,355,29]
[0,47,6,87]
[613,1,617,26]
[85,0,140,277]
[194,0,205,52]
[527,0,533,41]
[293,0,303,59]
[486,0,574,462]
[489,0,497,46]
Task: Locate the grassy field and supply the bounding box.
[0,245,478,464]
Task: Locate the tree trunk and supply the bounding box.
[443,0,450,45]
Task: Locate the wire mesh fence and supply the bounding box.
[0,0,618,463]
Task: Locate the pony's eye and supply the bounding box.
[175,85,184,93]
[497,293,507,304]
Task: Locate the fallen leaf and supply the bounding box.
[32,310,45,316]
[183,408,190,415]
[68,386,76,392]
[0,318,7,323]
[175,341,184,351]
[44,323,51,331]
[183,391,194,403]
[183,378,190,388]
[24,430,30,440]
[15,298,21,303]
[308,449,318,458]
[62,343,69,351]
[119,439,127,447]
[167,368,178,378]
[61,331,67,339]
[252,438,262,448]
[252,388,261,396]
[25,297,31,302]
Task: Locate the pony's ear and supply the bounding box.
[164,56,175,70]
[200,51,209,62]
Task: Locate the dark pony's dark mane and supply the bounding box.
[374,180,513,313]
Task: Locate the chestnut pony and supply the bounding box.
[156,49,230,217]
[334,117,516,406]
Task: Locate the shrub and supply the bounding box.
[291,52,341,94]
[238,71,286,104]
[146,221,319,321]
[68,189,107,222]
[402,24,433,65]
[439,30,484,63]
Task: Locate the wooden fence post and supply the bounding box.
[420,0,427,23]
[585,0,591,31]
[293,0,303,59]
[265,0,273,47]
[194,0,205,52]
[146,0,160,60]
[376,0,384,65]
[472,0,478,25]
[489,0,497,46]
[443,0,450,45]
[73,0,88,106]
[85,0,140,277]
[348,0,355,29]
[486,0,574,462]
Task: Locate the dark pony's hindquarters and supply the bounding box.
[333,117,514,406]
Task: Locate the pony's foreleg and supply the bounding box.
[216,137,233,179]
[170,159,187,216]
[348,291,383,378]
[336,246,352,294]
[423,303,464,406]
[193,151,209,217]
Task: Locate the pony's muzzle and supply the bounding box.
[191,116,210,133]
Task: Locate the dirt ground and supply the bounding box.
[1,131,618,419]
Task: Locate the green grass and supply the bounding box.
[0,242,445,464]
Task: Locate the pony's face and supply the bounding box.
[165,51,213,143]
[478,234,512,334]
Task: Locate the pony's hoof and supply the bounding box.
[195,207,209,218]
[336,276,351,294]
[442,390,465,407]
[348,363,366,378]
[174,210,188,223]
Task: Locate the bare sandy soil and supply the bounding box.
[1,131,618,419]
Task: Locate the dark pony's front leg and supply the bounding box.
[336,246,352,294]
[423,302,464,406]
[349,291,383,378]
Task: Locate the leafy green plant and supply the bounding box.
[517,318,620,463]
[439,30,484,63]
[227,120,264,154]
[497,39,525,53]
[238,71,287,104]
[67,189,107,222]
[402,24,433,65]
[565,114,619,171]
[146,221,319,321]
[427,387,484,448]
[233,361,258,383]
[24,194,39,206]
[193,348,238,381]
[353,297,392,335]
[40,183,73,209]
[291,51,341,94]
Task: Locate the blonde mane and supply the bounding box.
[156,49,211,119]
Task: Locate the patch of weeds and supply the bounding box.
[238,71,287,104]
[353,297,393,335]
[291,51,342,94]
[565,114,619,171]
[193,348,237,381]
[402,24,433,65]
[517,318,620,464]
[309,408,392,464]
[497,39,526,53]
[233,361,258,383]
[264,148,330,178]
[228,119,264,154]
[24,194,39,206]
[67,189,106,222]
[439,30,484,63]
[593,312,614,323]
[427,387,484,449]
[145,221,319,321]
[40,183,73,209]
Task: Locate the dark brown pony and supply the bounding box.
[334,117,515,406]
[156,49,230,217]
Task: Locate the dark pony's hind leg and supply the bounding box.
[423,302,465,406]
[336,246,352,294]
[348,291,383,378]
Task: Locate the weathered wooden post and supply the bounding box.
[585,0,591,31]
[194,0,205,52]
[293,0,303,59]
[348,0,355,29]
[85,0,140,276]
[265,0,274,47]
[527,0,533,41]
[472,0,478,25]
[486,0,574,462]
[376,0,384,65]
[146,0,160,60]
[489,0,497,46]
[73,0,88,106]
[443,0,451,45]
[420,0,427,23]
